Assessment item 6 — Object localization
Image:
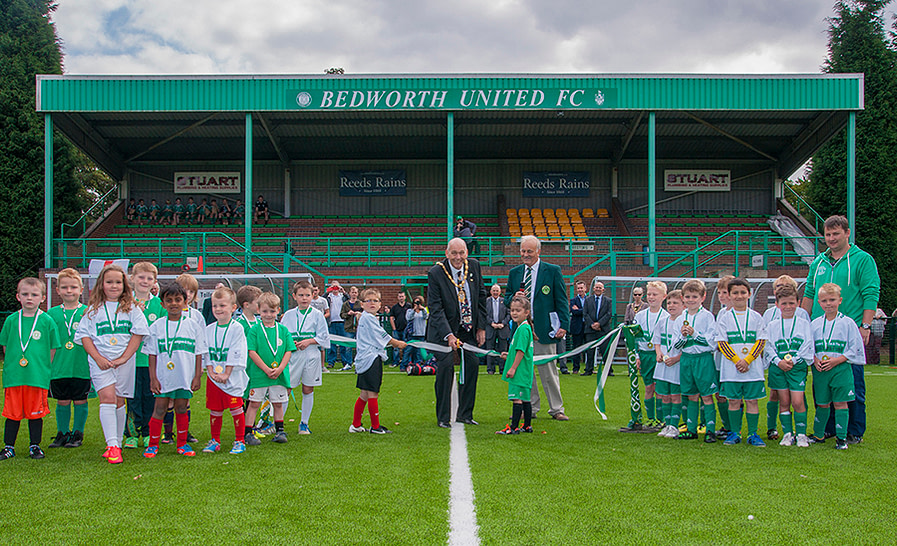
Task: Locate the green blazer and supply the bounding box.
[505,261,570,343]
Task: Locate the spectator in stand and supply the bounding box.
[219,198,231,226]
[232,201,245,225]
[454,216,478,254]
[137,199,148,226]
[255,194,270,225]
[172,197,184,226]
[126,198,137,225]
[389,292,412,370]
[185,197,197,225]
[405,296,429,366]
[197,198,209,224]
[149,199,161,224]
[162,199,173,225]
[624,286,644,324]
[209,199,219,224]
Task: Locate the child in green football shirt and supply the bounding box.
[495,295,535,435]
[0,278,62,460]
[46,268,90,449]
[245,293,296,444]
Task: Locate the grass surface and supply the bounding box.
[1,367,896,545]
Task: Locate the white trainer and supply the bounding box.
[349,425,366,433]
[779,432,794,446]
[664,425,679,438]
[796,434,810,447]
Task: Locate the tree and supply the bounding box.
[0,0,83,312]
[806,0,897,309]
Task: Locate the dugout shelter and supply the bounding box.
[36,73,863,287]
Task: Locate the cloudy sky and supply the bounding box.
[51,0,881,75]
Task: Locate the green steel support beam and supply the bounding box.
[648,111,656,269]
[245,113,253,272]
[447,112,454,238]
[847,111,856,241]
[44,114,54,269]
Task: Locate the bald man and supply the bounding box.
[505,235,570,420]
[426,238,488,428]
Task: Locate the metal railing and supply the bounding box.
[59,185,121,239]
[783,184,825,234]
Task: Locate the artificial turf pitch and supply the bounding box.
[0,367,895,545]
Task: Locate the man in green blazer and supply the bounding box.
[505,235,570,420]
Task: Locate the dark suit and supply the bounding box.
[567,295,587,372]
[505,260,570,416]
[583,294,612,374]
[426,258,488,424]
[484,297,510,373]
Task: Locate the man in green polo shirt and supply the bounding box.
[801,215,880,444]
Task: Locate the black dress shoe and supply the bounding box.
[438,421,451,428]
[560,369,570,375]
[458,419,479,425]
[580,371,593,376]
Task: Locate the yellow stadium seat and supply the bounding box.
[596,208,609,217]
[583,208,594,217]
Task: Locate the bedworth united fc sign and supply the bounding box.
[290,87,616,111]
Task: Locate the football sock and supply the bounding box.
[73,403,89,433]
[148,417,163,447]
[301,392,314,424]
[522,402,532,428]
[4,419,20,447]
[645,398,656,422]
[232,410,245,440]
[275,420,284,433]
[115,405,127,446]
[56,404,72,434]
[163,409,174,434]
[210,413,223,442]
[703,403,716,434]
[813,406,831,438]
[746,412,759,436]
[834,408,849,440]
[767,400,778,431]
[669,403,680,428]
[28,419,42,446]
[244,425,254,437]
[780,411,793,435]
[680,402,688,425]
[99,403,118,447]
[661,401,670,425]
[175,412,189,447]
[352,398,366,428]
[717,399,730,430]
[367,398,380,429]
[728,407,744,436]
[511,403,522,429]
[795,411,808,435]
[687,400,699,433]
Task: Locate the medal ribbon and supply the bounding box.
[780,316,798,355]
[102,301,120,336]
[821,313,841,353]
[165,317,184,362]
[730,309,750,345]
[18,310,42,356]
[644,310,662,341]
[214,320,232,359]
[262,323,280,361]
[295,308,311,341]
[63,305,82,338]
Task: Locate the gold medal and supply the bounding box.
[166,361,175,370]
[647,342,654,349]
[214,365,224,374]
[821,355,830,361]
[65,341,75,350]
[109,336,118,346]
[19,357,28,367]
[784,354,793,361]
[270,361,278,368]
[741,347,749,355]
[682,321,689,327]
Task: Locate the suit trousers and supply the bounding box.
[434,341,480,424]
[485,336,508,373]
[531,340,565,416]
[584,332,608,374]
[569,333,585,371]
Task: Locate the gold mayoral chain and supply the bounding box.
[103,301,121,346]
[164,317,184,371]
[64,306,81,350]
[262,323,280,368]
[731,309,751,355]
[212,320,232,374]
[18,309,43,367]
[440,259,473,331]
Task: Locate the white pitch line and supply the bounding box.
[448,374,481,546]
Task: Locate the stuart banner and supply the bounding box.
[663,169,731,192]
[522,172,590,197]
[174,172,241,193]
[339,170,407,196]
